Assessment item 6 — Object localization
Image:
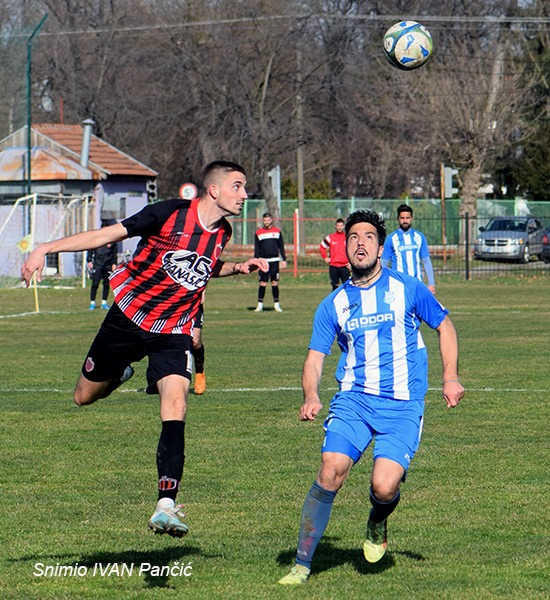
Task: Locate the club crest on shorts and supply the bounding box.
[85,357,95,372]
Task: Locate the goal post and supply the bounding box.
[0,193,94,289]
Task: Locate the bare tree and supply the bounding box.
[2,0,547,208]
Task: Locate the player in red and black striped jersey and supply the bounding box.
[21,160,268,538]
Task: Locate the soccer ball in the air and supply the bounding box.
[383,21,433,70]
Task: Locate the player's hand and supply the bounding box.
[280,260,287,269]
[21,248,46,287]
[324,257,331,264]
[443,380,464,408]
[237,258,269,273]
[428,284,436,295]
[300,399,323,421]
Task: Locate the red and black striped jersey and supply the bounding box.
[110,199,231,334]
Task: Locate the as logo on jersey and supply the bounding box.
[162,249,212,290]
[345,312,394,331]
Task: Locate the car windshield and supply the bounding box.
[485,219,527,232]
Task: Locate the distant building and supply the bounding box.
[0,120,158,277]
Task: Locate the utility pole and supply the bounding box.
[296,44,305,256]
[26,14,48,195]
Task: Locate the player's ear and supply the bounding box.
[208,184,219,199]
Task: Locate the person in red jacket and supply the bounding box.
[319,218,350,290]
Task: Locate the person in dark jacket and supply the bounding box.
[87,220,119,310]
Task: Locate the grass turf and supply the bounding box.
[0,274,548,599]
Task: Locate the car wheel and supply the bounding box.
[521,244,530,263]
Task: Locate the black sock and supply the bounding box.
[369,488,401,523]
[192,344,205,373]
[156,420,185,502]
[272,286,279,303]
[258,286,266,302]
[98,368,125,399]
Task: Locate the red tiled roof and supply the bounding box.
[0,147,93,181]
[33,123,157,178]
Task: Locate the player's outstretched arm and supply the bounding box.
[300,349,325,421]
[213,258,269,277]
[21,224,128,287]
[436,316,465,408]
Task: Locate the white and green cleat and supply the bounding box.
[363,517,387,563]
[148,499,189,538]
[278,564,310,585]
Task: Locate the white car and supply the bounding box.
[473,217,545,263]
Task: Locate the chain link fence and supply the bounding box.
[225,198,550,280]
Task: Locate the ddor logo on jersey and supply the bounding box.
[397,243,419,251]
[345,312,394,331]
[162,250,212,290]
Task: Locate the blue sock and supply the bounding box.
[295,481,337,569]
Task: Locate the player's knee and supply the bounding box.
[371,480,400,502]
[317,464,349,491]
[73,383,99,406]
[73,390,86,406]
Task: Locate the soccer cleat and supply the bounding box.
[274,302,283,313]
[194,372,206,395]
[278,564,310,585]
[89,301,96,311]
[148,499,189,537]
[363,517,387,563]
[101,300,109,310]
[120,365,134,385]
[254,303,263,312]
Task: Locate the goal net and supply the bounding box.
[0,193,92,287]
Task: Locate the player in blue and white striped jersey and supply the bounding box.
[279,209,464,586]
[381,204,436,294]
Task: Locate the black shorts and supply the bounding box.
[82,303,193,394]
[259,261,280,283]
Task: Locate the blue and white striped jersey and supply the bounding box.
[381,228,430,281]
[308,269,448,401]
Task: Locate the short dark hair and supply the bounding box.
[397,203,413,217]
[200,160,246,192]
[345,210,386,245]
[336,218,345,224]
[263,212,272,218]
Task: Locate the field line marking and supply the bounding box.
[0,386,547,394]
[0,310,79,319]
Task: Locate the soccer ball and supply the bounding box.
[383,21,433,70]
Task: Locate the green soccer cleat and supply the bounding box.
[148,500,189,538]
[363,517,387,563]
[278,564,310,585]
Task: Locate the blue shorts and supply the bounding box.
[322,390,424,471]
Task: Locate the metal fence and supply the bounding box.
[225,201,550,280]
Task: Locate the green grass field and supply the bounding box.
[0,274,548,599]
